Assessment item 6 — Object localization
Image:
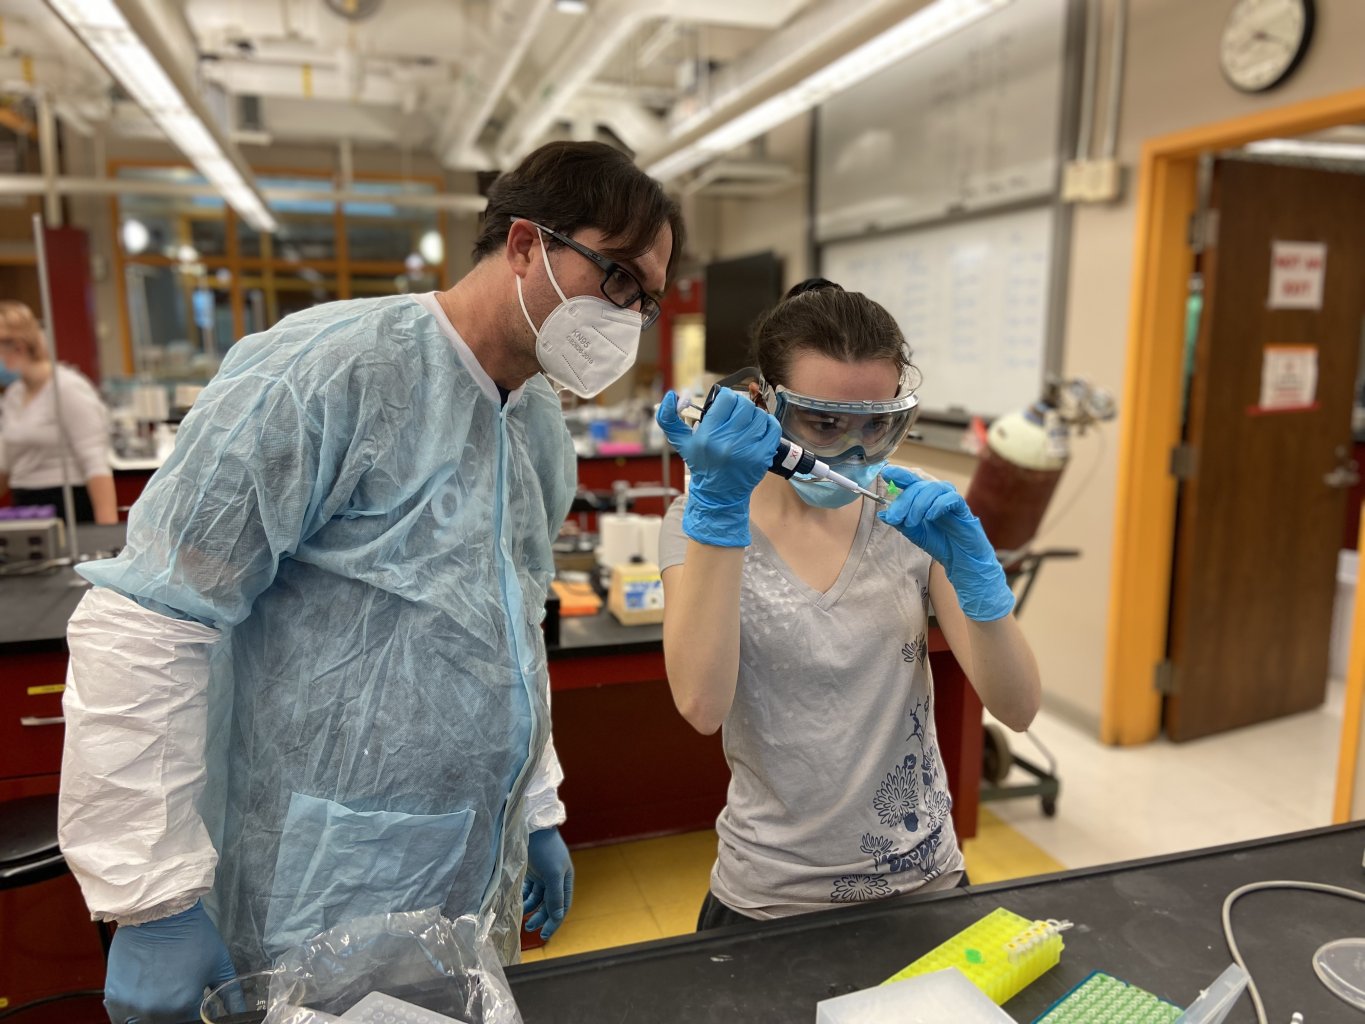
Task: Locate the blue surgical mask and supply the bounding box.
[0,364,17,389]
[788,459,888,509]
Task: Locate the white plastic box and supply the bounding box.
[815,968,1014,1023]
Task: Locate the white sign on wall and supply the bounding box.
[1268,241,1327,310]
[1258,344,1318,413]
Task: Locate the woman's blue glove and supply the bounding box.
[522,826,574,941]
[878,466,1014,622]
[656,389,782,547]
[104,900,238,1024]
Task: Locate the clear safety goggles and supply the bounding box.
[760,371,920,465]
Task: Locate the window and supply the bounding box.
[114,165,449,382]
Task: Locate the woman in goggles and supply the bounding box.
[655,277,1041,931]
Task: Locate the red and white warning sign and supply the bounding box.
[1268,241,1327,310]
[1258,344,1318,413]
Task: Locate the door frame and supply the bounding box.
[1101,87,1365,748]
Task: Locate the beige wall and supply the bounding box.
[701,117,813,291]
[699,0,1365,733]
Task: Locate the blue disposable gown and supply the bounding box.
[74,295,576,968]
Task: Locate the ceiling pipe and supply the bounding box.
[635,20,683,70]
[641,0,1010,181]
[564,84,670,155]
[0,173,488,213]
[1100,0,1128,160]
[435,0,555,170]
[0,10,111,127]
[45,0,276,230]
[201,57,416,107]
[1074,0,1099,161]
[663,0,908,142]
[0,54,107,120]
[187,0,488,69]
[36,91,60,226]
[493,0,808,168]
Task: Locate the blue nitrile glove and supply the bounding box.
[878,466,1014,622]
[522,826,574,941]
[656,389,782,547]
[104,900,238,1024]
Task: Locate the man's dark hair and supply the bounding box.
[472,141,685,285]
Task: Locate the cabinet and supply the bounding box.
[0,645,107,1020]
[1,649,67,780]
[112,468,155,522]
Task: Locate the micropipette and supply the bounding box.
[678,390,889,505]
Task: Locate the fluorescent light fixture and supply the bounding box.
[1244,138,1365,162]
[646,0,1012,182]
[555,0,589,12]
[46,0,277,232]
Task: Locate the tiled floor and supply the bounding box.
[519,829,705,961]
[526,681,1346,961]
[525,810,1066,961]
[987,680,1345,869]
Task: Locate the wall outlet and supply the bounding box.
[1061,160,1090,201]
[1087,158,1122,201]
[1061,158,1124,203]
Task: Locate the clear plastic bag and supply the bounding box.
[259,908,523,1024]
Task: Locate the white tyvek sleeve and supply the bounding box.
[523,731,567,833]
[59,587,222,924]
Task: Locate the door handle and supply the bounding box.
[1326,446,1361,489]
[1325,466,1360,488]
[20,715,65,726]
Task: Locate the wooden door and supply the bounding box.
[1166,157,1365,741]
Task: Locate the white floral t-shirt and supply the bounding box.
[659,487,965,920]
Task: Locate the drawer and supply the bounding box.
[0,773,107,1015]
[0,650,69,781]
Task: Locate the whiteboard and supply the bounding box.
[821,206,1055,420]
[815,0,1071,241]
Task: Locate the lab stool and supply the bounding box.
[0,794,109,1021]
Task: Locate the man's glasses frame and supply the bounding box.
[520,219,662,329]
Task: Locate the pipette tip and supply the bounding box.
[824,466,890,504]
[859,486,889,505]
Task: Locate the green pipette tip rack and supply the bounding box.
[1031,970,1183,1023]
[883,907,1066,1005]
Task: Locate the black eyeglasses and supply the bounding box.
[521,219,662,329]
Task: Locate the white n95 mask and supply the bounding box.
[518,228,642,399]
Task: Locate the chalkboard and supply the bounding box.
[813,0,1077,422]
[821,206,1057,420]
[814,0,1072,239]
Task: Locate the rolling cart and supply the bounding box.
[979,548,1079,818]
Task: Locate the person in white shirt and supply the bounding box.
[0,300,117,524]
[656,279,1042,929]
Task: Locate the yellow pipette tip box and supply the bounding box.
[608,562,665,625]
[883,907,1065,1005]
